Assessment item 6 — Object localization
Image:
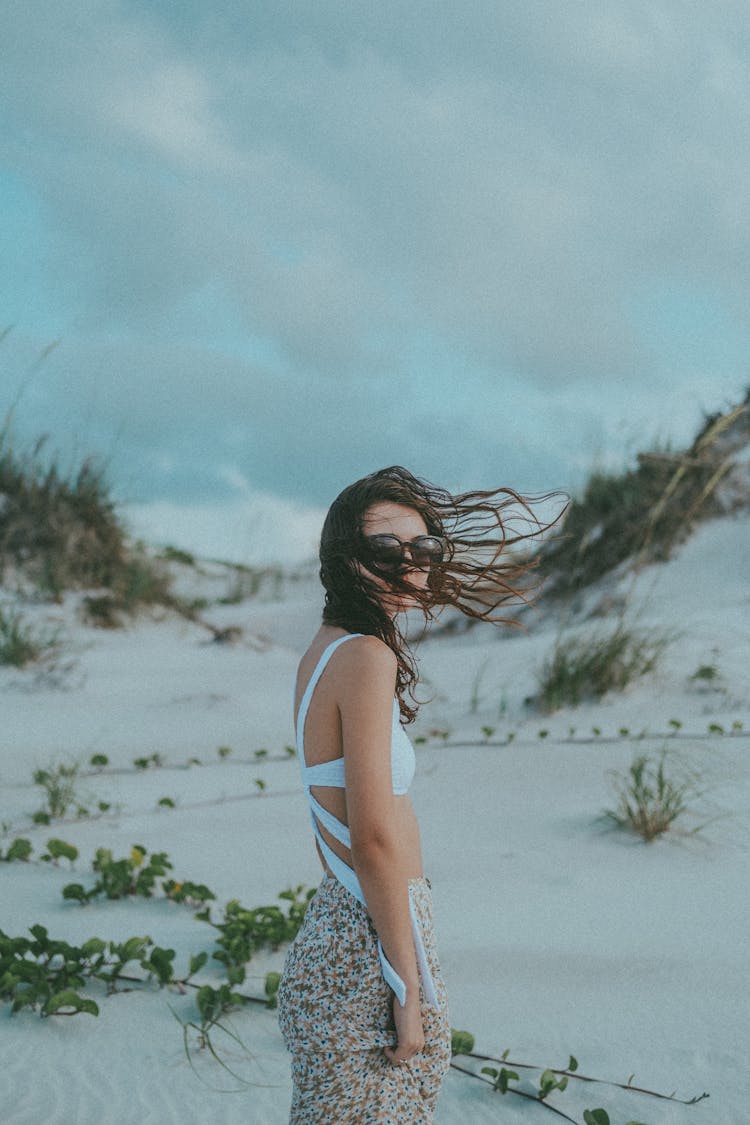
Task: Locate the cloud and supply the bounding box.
[2,0,749,534]
[125,492,325,566]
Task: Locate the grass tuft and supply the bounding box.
[0,606,57,667]
[604,752,699,842]
[535,625,667,712]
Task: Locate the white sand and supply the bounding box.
[2,515,749,1124]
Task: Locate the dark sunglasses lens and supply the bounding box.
[366,536,404,566]
[411,538,444,566]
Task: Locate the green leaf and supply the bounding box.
[583,1111,610,1125]
[62,883,89,904]
[264,970,281,1008]
[45,838,78,863]
[568,1055,578,1071]
[43,989,99,1016]
[226,964,246,986]
[480,1067,498,1079]
[117,936,151,963]
[498,1068,519,1094]
[450,1028,475,1056]
[4,838,33,862]
[80,938,106,958]
[142,946,175,985]
[188,951,208,975]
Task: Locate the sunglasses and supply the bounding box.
[360,534,447,571]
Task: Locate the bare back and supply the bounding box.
[294,626,424,879]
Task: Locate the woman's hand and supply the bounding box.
[383,991,424,1066]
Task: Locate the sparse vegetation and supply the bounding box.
[0,429,176,621]
[450,1030,708,1122]
[1,847,311,1028]
[536,626,667,712]
[604,752,700,842]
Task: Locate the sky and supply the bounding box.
[2,1,749,563]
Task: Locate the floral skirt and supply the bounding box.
[277,873,451,1124]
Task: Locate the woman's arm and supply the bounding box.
[337,635,424,1063]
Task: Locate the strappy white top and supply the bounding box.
[294,632,438,1009]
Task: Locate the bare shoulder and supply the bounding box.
[332,634,397,696]
[339,633,397,673]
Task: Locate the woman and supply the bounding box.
[278,466,551,1123]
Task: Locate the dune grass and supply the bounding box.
[539,394,749,598]
[536,624,667,712]
[0,429,174,621]
[604,751,700,842]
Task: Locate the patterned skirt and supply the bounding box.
[277,873,451,1124]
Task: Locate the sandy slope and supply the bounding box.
[2,516,749,1124]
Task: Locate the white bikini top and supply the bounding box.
[294,633,438,1010]
[297,639,416,796]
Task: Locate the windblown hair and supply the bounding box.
[319,466,563,722]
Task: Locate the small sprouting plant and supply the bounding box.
[217,745,232,760]
[618,727,629,738]
[668,718,682,733]
[505,731,516,744]
[691,663,718,682]
[426,727,451,742]
[254,748,268,760]
[604,752,699,842]
[284,745,296,757]
[592,726,602,737]
[158,797,176,809]
[481,725,495,742]
[253,778,266,793]
[731,720,743,733]
[707,722,724,736]
[133,753,164,770]
[537,729,549,740]
[89,753,109,770]
[32,762,81,821]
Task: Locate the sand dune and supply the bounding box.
[2,515,749,1123]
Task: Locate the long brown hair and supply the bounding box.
[319,466,562,722]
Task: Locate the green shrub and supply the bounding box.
[536,626,666,712]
